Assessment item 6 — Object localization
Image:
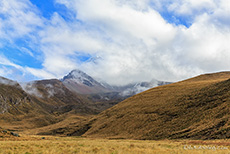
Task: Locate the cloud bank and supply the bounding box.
[0,0,230,85]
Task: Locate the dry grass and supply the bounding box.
[81,72,230,139]
[1,135,230,154]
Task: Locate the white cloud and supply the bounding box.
[19,47,34,57]
[0,0,44,80]
[0,66,13,77]
[50,0,230,84]
[20,82,43,98]
[0,0,43,40]
[0,54,23,70]
[167,0,216,15]
[44,0,179,84]
[25,67,56,79]
[1,0,230,85]
[175,14,230,72]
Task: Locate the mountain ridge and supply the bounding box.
[61,69,172,96]
[64,71,230,140]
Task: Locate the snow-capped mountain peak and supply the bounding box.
[62,69,97,87]
[61,69,111,94]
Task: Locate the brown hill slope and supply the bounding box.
[0,77,56,130]
[77,72,230,140]
[0,78,98,131]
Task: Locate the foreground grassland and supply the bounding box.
[1,136,230,154]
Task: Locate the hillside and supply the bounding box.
[0,77,56,130]
[71,72,230,140]
[0,77,98,131]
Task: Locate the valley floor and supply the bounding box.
[0,135,230,154]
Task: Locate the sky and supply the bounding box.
[0,0,230,85]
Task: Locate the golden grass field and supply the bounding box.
[1,135,230,154]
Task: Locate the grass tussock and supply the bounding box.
[0,136,230,154]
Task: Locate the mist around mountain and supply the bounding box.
[61,69,172,97]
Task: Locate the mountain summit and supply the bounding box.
[61,69,110,94]
[62,69,98,87]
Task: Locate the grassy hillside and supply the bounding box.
[0,78,57,130]
[77,72,230,139]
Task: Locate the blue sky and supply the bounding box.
[30,0,57,19]
[0,0,230,85]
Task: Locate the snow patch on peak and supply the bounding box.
[67,69,90,79]
[62,69,100,87]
